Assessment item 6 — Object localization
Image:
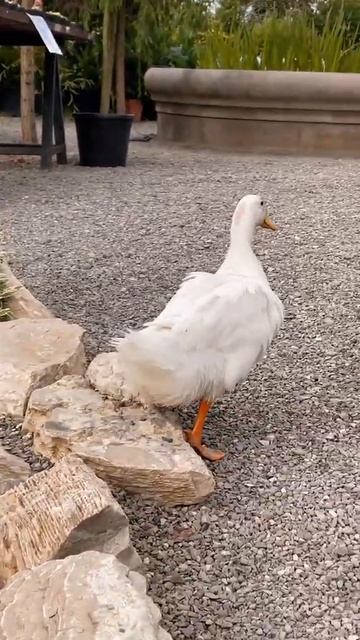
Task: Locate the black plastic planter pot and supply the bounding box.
[74,112,133,167]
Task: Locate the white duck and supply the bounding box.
[112,195,284,461]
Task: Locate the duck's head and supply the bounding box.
[232,194,276,233]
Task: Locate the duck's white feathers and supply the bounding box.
[112,270,283,407]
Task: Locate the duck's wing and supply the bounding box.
[133,273,283,397]
[147,271,217,328]
[112,274,283,405]
[160,275,284,358]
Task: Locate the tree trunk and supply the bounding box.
[20,0,38,143]
[100,0,118,114]
[115,2,126,114]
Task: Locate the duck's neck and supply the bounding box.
[218,219,268,283]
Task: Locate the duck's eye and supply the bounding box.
[260,200,264,206]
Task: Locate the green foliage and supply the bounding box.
[0,47,20,89]
[88,0,124,11]
[216,0,313,26]
[133,0,212,69]
[197,9,360,72]
[0,46,43,93]
[45,0,122,19]
[60,41,101,109]
[124,0,213,100]
[316,0,360,44]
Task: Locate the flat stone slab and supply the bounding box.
[0,318,86,419]
[0,455,141,585]
[0,445,31,495]
[0,550,172,640]
[23,375,215,506]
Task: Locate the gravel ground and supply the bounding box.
[1,117,360,639]
[0,419,52,473]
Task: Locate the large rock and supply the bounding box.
[0,551,172,640]
[0,455,140,585]
[0,446,31,495]
[0,260,53,320]
[23,375,215,506]
[0,318,86,419]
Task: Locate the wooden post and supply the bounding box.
[53,57,67,164]
[115,2,126,114]
[100,0,118,114]
[41,51,56,169]
[20,0,38,144]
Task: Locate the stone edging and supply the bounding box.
[0,256,217,638]
[0,260,215,508]
[0,260,53,319]
[0,264,177,637]
[145,67,360,156]
[0,256,214,638]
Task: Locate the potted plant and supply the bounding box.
[74,0,133,167]
[125,96,142,122]
[125,56,143,122]
[60,38,101,113]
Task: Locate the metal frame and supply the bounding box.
[0,52,66,169]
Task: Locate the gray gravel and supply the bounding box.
[1,117,360,639]
[0,419,52,473]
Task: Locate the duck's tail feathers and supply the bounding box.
[111,330,175,370]
[110,330,186,406]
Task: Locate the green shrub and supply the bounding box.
[196,10,360,72]
[0,47,20,90]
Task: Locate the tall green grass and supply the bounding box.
[196,11,360,72]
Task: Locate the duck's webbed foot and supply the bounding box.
[184,400,225,463]
[184,430,225,462]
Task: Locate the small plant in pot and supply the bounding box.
[74,0,133,167]
[124,54,143,122]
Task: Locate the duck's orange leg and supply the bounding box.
[184,400,225,462]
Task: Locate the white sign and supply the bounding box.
[26,13,63,55]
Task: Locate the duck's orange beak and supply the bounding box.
[261,216,277,231]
